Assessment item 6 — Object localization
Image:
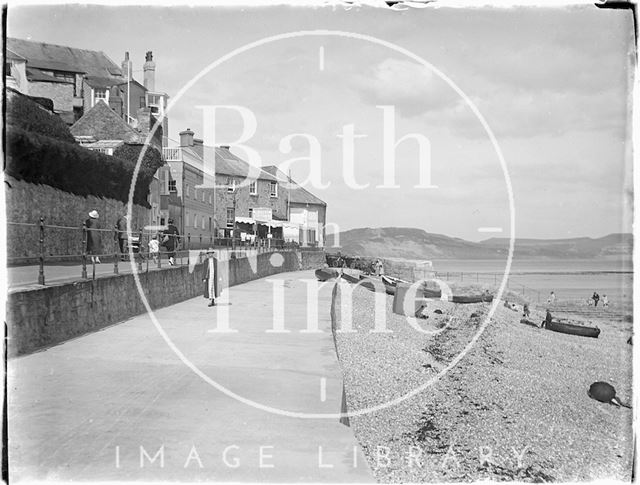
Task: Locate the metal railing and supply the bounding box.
[162,147,182,161]
[7,218,302,287]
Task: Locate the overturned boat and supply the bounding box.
[543,319,601,338]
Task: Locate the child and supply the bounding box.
[148,235,160,263]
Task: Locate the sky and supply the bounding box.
[6,2,635,241]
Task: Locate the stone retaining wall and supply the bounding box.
[8,249,325,357]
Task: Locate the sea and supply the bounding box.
[430,258,633,306]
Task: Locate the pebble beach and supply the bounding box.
[332,281,634,482]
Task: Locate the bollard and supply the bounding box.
[38,217,45,285]
[81,222,88,279]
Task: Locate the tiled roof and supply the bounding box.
[6,48,26,61]
[7,37,123,79]
[215,147,277,181]
[70,101,141,143]
[84,76,123,89]
[178,145,278,181]
[262,165,326,206]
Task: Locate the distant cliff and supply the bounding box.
[326,227,632,260]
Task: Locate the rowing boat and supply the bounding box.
[543,319,601,338]
[450,294,494,304]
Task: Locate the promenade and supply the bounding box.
[8,270,373,482]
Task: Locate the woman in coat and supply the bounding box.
[85,210,101,264]
[162,218,180,265]
[203,248,219,307]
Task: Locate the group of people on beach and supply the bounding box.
[589,291,608,308]
[84,211,181,266]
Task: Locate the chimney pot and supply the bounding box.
[179,128,195,147]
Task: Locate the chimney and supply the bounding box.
[143,51,155,91]
[179,128,195,147]
[121,52,130,80]
[193,138,204,158]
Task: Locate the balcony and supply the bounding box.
[162,147,183,161]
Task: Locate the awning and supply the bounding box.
[235,216,256,224]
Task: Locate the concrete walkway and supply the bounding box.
[8,270,374,482]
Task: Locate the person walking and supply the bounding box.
[203,248,219,307]
[115,214,128,260]
[85,210,101,264]
[375,259,384,276]
[592,291,600,307]
[162,218,180,265]
[602,294,609,308]
[547,291,556,305]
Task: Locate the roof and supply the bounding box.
[70,101,141,143]
[7,37,123,79]
[25,67,72,84]
[215,147,278,181]
[79,139,125,149]
[6,48,26,61]
[262,166,326,206]
[84,76,123,89]
[177,145,278,181]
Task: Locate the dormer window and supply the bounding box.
[93,88,108,106]
[227,177,236,193]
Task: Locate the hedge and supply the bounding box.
[6,128,152,207]
[6,93,76,144]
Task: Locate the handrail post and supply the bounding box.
[137,230,143,272]
[114,229,119,275]
[38,217,45,285]
[81,222,88,279]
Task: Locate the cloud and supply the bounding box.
[352,57,459,117]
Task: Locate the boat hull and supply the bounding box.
[544,319,601,338]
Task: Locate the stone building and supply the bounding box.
[5,38,169,141]
[262,166,327,247]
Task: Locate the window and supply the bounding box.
[269,182,278,198]
[209,194,213,204]
[248,208,253,218]
[94,88,107,105]
[227,177,236,192]
[202,191,205,202]
[226,207,235,228]
[185,213,190,227]
[194,214,198,228]
[168,180,177,193]
[201,217,205,229]
[194,188,197,200]
[186,184,190,198]
[140,96,146,108]
[249,180,257,195]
